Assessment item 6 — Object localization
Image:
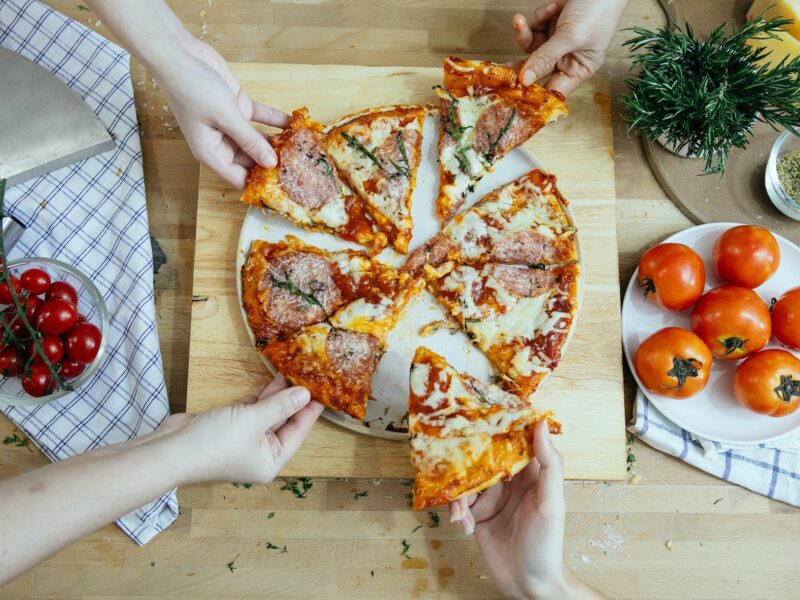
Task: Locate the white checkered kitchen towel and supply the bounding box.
[630,390,800,506]
[0,0,176,544]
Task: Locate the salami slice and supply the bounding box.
[279,129,339,209]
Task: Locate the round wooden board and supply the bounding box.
[643,123,800,245]
[643,0,800,245]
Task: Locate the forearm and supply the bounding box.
[83,0,190,71]
[0,433,192,585]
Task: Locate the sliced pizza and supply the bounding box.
[435,56,568,222]
[241,235,416,346]
[408,346,559,510]
[323,105,427,254]
[404,169,577,277]
[262,323,384,420]
[427,262,579,399]
[241,108,386,253]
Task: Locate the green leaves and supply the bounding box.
[270,273,326,313]
[3,433,29,448]
[281,477,313,499]
[622,15,800,174]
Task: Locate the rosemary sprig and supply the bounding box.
[0,179,69,392]
[622,15,800,174]
[342,132,408,179]
[314,154,342,193]
[269,272,325,313]
[484,108,516,161]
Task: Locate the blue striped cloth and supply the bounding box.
[630,390,800,506]
[0,0,177,544]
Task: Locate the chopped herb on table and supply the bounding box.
[411,525,423,534]
[400,539,411,559]
[353,491,368,500]
[281,477,313,498]
[428,511,440,528]
[265,542,288,553]
[3,433,30,449]
[370,570,375,578]
[777,151,800,203]
[227,554,240,572]
[232,482,252,489]
[267,511,276,519]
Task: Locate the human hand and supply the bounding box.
[449,420,602,599]
[512,0,628,95]
[158,375,323,485]
[152,32,290,189]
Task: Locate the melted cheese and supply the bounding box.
[329,295,394,335]
[314,195,348,228]
[410,363,431,397]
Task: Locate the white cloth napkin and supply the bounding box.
[629,389,800,506]
[1,0,177,544]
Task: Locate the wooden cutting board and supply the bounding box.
[186,63,626,480]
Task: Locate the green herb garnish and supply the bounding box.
[281,477,313,499]
[232,482,253,489]
[267,512,276,519]
[400,539,411,559]
[3,433,30,449]
[411,525,423,534]
[270,273,326,313]
[484,108,516,161]
[428,511,440,528]
[227,554,239,572]
[315,154,342,193]
[353,491,369,500]
[622,15,800,174]
[265,542,288,553]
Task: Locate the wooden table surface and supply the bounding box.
[2,1,798,598]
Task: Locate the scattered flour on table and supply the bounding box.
[589,522,624,556]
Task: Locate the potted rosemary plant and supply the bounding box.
[622,15,800,174]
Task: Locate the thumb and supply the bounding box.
[519,34,574,86]
[250,385,311,430]
[221,112,278,168]
[532,419,565,507]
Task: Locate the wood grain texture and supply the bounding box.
[186,63,626,481]
[2,1,799,598]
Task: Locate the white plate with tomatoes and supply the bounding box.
[622,223,800,445]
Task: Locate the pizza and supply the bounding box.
[241,108,386,253]
[404,169,577,277]
[408,346,559,509]
[427,262,579,398]
[434,56,568,222]
[242,235,423,419]
[262,323,384,420]
[241,235,418,347]
[323,105,427,254]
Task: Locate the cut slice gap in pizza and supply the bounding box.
[404,169,577,278]
[241,235,419,347]
[323,105,427,254]
[434,56,568,222]
[408,346,559,510]
[262,323,384,420]
[427,262,580,399]
[241,108,386,254]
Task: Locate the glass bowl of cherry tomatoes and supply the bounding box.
[0,257,109,407]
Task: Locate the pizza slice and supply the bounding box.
[404,169,577,277]
[241,235,413,346]
[323,105,427,254]
[241,108,386,253]
[435,56,568,222]
[427,262,580,399]
[409,346,559,510]
[262,323,384,420]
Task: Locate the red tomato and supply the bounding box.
[772,287,800,350]
[690,285,771,360]
[0,275,22,304]
[45,281,79,306]
[64,322,102,364]
[733,349,800,417]
[59,359,86,379]
[634,327,713,399]
[25,335,64,364]
[20,295,43,324]
[2,312,31,340]
[637,243,705,311]
[36,299,78,336]
[20,362,57,397]
[0,347,21,377]
[19,268,51,296]
[712,225,780,288]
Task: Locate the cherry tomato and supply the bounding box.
[712,225,780,288]
[64,322,102,364]
[0,347,21,377]
[638,243,705,311]
[772,287,800,350]
[45,281,79,306]
[20,362,57,397]
[21,295,43,324]
[36,299,78,336]
[733,349,800,417]
[2,312,30,340]
[690,285,771,360]
[0,275,22,304]
[25,335,64,364]
[19,268,51,296]
[59,359,86,379]
[634,327,713,399]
